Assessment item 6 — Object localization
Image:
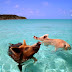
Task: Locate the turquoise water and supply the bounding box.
[0,19,72,72]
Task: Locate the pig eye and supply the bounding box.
[44,36,47,38]
[25,47,29,50]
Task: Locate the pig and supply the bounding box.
[33,34,71,51]
[8,40,41,72]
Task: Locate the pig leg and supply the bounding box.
[52,47,58,52]
[32,57,37,63]
[55,47,58,52]
[64,44,68,50]
[18,63,22,72]
[46,45,49,48]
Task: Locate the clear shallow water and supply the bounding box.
[0,19,72,72]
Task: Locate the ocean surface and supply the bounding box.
[0,19,72,72]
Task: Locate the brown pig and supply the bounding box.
[8,40,41,72]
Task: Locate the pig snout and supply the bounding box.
[33,36,38,39]
[33,42,41,51]
[35,41,41,48]
[37,41,41,46]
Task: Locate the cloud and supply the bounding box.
[70,9,72,16]
[25,9,34,15]
[15,5,19,8]
[16,12,23,16]
[42,2,48,6]
[26,9,39,15]
[63,10,66,16]
[58,9,72,17]
[28,10,40,15]
[29,10,34,14]
[58,9,67,16]
[36,10,39,14]
[5,0,11,4]
[13,8,45,19]
[70,9,72,12]
[71,14,72,16]
[22,8,24,10]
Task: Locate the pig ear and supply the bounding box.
[23,40,27,46]
[44,34,49,37]
[46,34,49,36]
[12,47,21,53]
[10,47,23,53]
[44,34,49,39]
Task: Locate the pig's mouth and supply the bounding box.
[33,41,41,51]
[37,41,41,48]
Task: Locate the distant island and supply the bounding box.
[0,14,27,20]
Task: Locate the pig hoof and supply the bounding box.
[34,59,37,63]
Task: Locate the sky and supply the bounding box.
[0,0,72,19]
